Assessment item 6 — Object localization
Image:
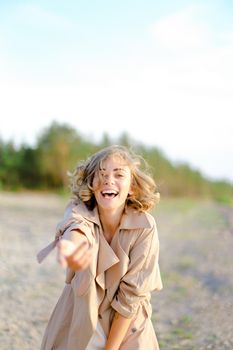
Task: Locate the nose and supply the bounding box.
[103,174,114,185]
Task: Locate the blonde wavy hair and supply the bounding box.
[69,145,160,212]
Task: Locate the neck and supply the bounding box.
[98,207,124,236]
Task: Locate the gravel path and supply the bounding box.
[0,193,232,350]
[154,199,233,350]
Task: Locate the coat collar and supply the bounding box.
[74,201,153,230]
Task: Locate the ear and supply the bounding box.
[128,186,134,196]
[129,176,134,196]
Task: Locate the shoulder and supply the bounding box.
[121,209,156,232]
[133,212,159,244]
[141,211,156,229]
[64,199,90,217]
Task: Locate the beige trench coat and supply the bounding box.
[37,201,163,350]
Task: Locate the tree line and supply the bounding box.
[0,121,232,204]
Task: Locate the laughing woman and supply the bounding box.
[37,145,163,350]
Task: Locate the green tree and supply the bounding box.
[36,121,98,189]
[17,145,42,188]
[36,122,82,188]
[0,140,20,189]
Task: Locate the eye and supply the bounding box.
[116,173,124,178]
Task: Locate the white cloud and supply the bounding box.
[150,4,211,50]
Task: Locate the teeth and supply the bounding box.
[102,190,118,195]
[101,189,118,198]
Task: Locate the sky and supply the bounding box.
[0,0,233,182]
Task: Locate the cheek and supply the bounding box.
[92,175,102,192]
[122,179,132,193]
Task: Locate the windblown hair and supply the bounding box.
[69,145,160,212]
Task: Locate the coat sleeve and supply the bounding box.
[56,201,94,244]
[37,201,93,263]
[111,222,163,318]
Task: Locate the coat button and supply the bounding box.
[131,327,137,333]
[98,314,102,319]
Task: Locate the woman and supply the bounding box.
[37,145,163,350]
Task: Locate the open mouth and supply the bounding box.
[101,190,119,198]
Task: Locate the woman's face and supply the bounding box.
[92,155,132,213]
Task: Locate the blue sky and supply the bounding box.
[0,0,233,182]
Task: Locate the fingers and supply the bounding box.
[57,239,76,268]
[67,245,92,271]
[57,239,92,271]
[59,239,77,256]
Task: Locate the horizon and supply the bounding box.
[1,120,232,185]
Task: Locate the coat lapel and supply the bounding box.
[78,204,121,291]
[95,229,119,290]
[105,232,130,289]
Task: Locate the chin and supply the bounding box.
[98,201,124,212]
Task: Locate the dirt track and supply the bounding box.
[0,192,232,350]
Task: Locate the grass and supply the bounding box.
[177,255,195,270]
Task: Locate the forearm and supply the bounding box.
[63,229,87,246]
[104,312,132,350]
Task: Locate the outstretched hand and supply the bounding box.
[57,239,92,271]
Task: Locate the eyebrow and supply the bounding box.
[100,167,127,172]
